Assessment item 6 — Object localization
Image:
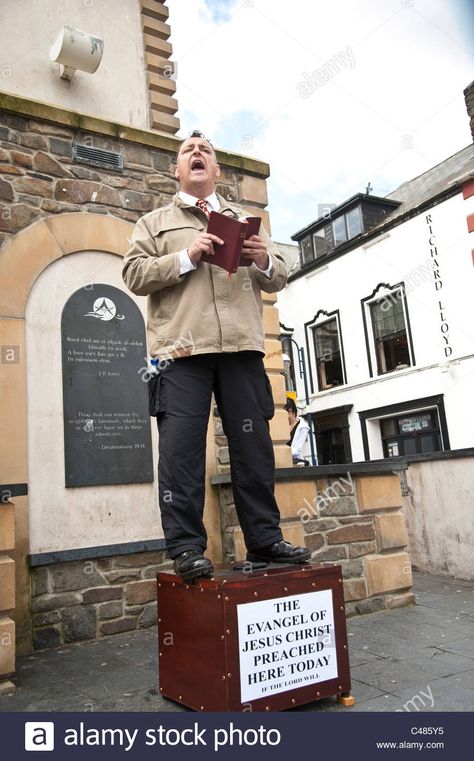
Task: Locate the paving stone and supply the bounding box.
[351,658,434,693]
[0,571,473,714]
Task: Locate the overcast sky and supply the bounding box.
[167,0,474,243]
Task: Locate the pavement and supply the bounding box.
[1,571,473,713]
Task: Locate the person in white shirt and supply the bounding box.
[286,398,310,466]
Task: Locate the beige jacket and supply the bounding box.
[122,193,287,360]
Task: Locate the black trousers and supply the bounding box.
[154,351,283,558]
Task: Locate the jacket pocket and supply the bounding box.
[263,372,275,420]
[148,373,166,417]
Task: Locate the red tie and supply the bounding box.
[196,198,210,218]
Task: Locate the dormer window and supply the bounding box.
[299,235,314,265]
[332,207,363,246]
[292,193,400,268]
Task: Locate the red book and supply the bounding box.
[201,212,261,274]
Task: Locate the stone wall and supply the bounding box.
[0,92,285,651]
[0,114,224,245]
[215,469,414,617]
[30,550,171,650]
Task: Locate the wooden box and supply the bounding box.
[157,563,353,712]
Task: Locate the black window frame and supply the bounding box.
[361,282,415,378]
[304,309,347,395]
[332,206,363,246]
[312,317,345,392]
[381,409,442,458]
[279,330,297,393]
[299,235,315,266]
[359,395,450,461]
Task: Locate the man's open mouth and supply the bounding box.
[191,158,205,170]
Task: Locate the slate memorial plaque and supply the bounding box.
[61,284,153,487]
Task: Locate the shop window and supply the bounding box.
[381,410,441,457]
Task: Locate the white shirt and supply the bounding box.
[291,418,310,459]
[177,191,273,277]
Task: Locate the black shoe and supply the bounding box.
[246,540,311,565]
[173,551,214,582]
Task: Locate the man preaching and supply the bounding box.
[122,130,310,582]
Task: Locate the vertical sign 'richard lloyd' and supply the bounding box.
[237,589,337,702]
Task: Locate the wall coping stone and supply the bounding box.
[29,539,166,567]
[210,447,474,484]
[211,460,407,484]
[0,92,270,179]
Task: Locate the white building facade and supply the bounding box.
[278,144,474,464]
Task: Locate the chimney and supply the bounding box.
[463,81,474,142]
